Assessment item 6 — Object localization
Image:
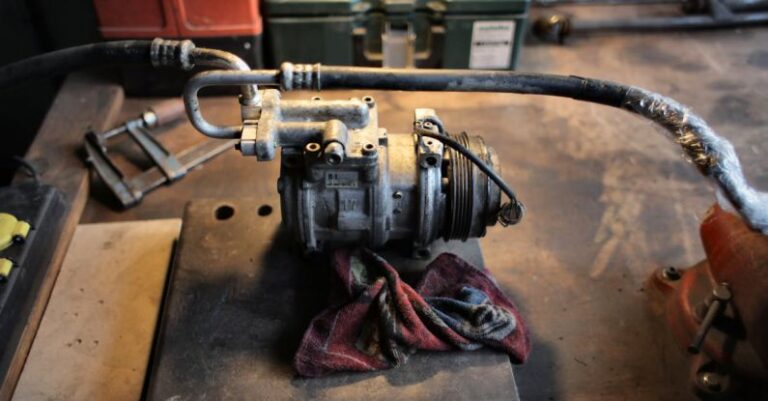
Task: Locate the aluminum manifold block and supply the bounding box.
[237,90,504,254]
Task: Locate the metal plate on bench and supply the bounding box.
[145,197,519,401]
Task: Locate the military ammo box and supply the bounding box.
[264,0,530,69]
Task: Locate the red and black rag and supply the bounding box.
[294,249,531,377]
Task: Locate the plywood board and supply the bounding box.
[12,219,180,401]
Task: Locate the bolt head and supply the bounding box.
[662,266,682,281]
[713,283,732,301]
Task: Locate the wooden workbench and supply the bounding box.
[17,20,768,401]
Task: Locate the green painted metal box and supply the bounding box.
[264,0,529,69]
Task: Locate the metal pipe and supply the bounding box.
[725,0,768,12]
[183,70,278,138]
[280,100,369,128]
[533,0,768,9]
[190,47,259,105]
[534,0,680,5]
[568,12,768,32]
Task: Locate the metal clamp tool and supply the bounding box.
[84,99,236,208]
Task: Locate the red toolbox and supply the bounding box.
[92,0,263,93]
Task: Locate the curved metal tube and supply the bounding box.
[182,65,768,234]
[183,70,279,138]
[190,48,260,104]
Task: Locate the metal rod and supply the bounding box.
[569,12,768,31]
[688,283,732,354]
[534,0,680,5]
[191,47,260,105]
[688,299,723,354]
[183,70,279,139]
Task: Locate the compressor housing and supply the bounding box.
[238,90,504,254]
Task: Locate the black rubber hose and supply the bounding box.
[0,40,154,89]
[314,66,630,108]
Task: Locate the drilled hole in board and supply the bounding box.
[258,205,273,217]
[215,205,235,220]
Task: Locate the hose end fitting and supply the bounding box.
[280,62,321,91]
[323,142,345,165]
[150,38,196,70]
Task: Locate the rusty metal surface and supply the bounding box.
[82,28,768,401]
[647,206,768,399]
[145,196,520,401]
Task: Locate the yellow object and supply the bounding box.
[0,258,12,279]
[0,212,30,251]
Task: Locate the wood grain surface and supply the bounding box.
[12,219,180,401]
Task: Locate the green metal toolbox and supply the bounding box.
[264,0,530,69]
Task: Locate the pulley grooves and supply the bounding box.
[441,131,502,241]
[444,132,474,240]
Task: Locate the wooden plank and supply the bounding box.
[1,73,124,401]
[11,219,181,401]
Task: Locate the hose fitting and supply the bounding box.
[280,63,322,91]
[150,38,196,70]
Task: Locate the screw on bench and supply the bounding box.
[688,283,732,354]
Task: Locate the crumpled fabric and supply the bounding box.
[294,248,530,377]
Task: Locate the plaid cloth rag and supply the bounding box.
[294,248,530,377]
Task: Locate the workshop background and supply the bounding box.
[1,0,767,400]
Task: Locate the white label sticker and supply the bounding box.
[469,20,516,70]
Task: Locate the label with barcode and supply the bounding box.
[469,21,516,69]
